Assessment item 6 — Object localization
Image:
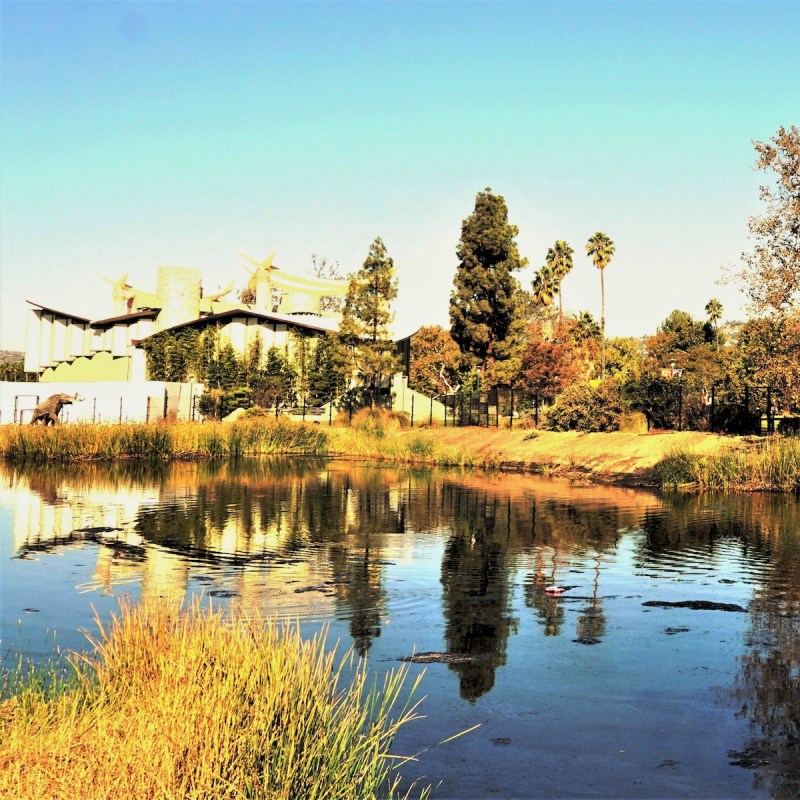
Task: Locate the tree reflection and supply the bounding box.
[440,488,518,702]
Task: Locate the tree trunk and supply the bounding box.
[600,268,606,379]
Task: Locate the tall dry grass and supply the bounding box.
[0,600,431,800]
[0,411,493,469]
[660,436,800,492]
[0,419,330,462]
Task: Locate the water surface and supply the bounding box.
[3,459,800,798]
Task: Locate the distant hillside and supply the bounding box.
[0,351,23,364]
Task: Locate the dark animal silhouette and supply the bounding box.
[29,393,81,425]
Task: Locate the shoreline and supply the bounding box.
[333,427,752,488]
[0,420,761,490]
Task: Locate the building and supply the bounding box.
[23,258,351,383]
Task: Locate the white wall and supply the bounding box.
[0,381,204,425]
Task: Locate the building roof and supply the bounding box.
[91,310,158,327]
[137,307,340,342]
[27,300,92,323]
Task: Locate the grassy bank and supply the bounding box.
[0,601,430,800]
[0,412,487,468]
[660,436,800,492]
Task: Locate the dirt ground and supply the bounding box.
[399,427,750,485]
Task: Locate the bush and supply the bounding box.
[544,382,622,432]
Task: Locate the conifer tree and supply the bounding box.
[449,188,526,373]
[336,237,399,402]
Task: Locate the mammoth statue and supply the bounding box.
[29,393,81,426]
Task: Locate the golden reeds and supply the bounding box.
[660,436,800,492]
[0,413,491,469]
[0,600,430,800]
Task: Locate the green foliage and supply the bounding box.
[737,313,800,409]
[221,387,253,417]
[251,347,297,408]
[543,382,622,432]
[603,337,643,380]
[585,231,615,377]
[546,239,574,321]
[337,237,399,394]
[450,188,526,369]
[140,328,201,382]
[0,360,26,381]
[307,335,343,404]
[735,125,800,314]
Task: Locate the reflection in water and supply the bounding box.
[6,462,800,796]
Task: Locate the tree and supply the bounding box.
[450,188,526,372]
[586,231,616,378]
[409,325,463,396]
[337,237,399,402]
[532,264,558,311]
[547,240,574,323]
[705,298,723,351]
[311,253,345,313]
[307,334,344,404]
[736,126,800,314]
[518,321,584,402]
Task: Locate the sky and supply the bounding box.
[2,0,799,352]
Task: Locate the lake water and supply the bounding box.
[2,458,800,798]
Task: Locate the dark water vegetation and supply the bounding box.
[4,458,800,797]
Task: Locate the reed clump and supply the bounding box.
[660,437,800,492]
[0,420,330,462]
[0,412,493,469]
[0,600,430,800]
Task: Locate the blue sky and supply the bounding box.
[2,0,798,351]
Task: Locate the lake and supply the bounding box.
[2,458,800,798]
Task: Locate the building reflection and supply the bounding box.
[4,461,677,701]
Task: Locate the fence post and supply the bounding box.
[767,387,773,434]
[329,395,333,426]
[275,399,280,419]
[509,389,514,429]
[349,394,353,425]
[677,383,683,431]
[410,394,414,427]
[710,386,715,432]
[534,393,538,428]
[430,395,433,426]
[93,397,97,423]
[119,397,123,424]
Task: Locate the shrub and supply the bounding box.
[544,382,622,432]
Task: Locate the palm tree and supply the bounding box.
[585,231,616,378]
[532,265,558,310]
[705,298,723,351]
[546,240,574,324]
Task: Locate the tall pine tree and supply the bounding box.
[450,188,526,374]
[337,237,399,402]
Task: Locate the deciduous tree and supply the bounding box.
[736,126,800,314]
[409,325,463,396]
